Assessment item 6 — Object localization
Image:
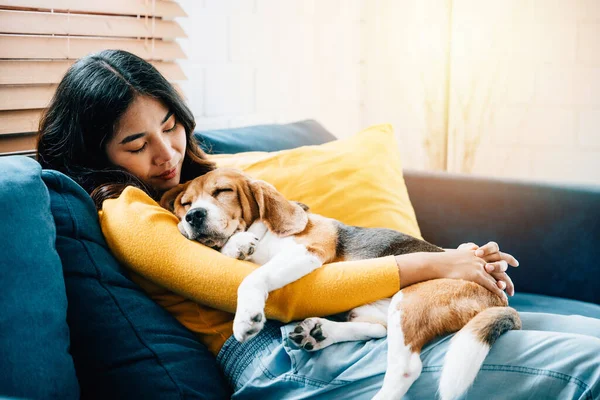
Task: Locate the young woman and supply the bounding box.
[37,50,600,399]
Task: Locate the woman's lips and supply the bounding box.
[157,167,177,180]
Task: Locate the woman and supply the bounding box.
[37,50,600,399]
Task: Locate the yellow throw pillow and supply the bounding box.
[208,124,422,239]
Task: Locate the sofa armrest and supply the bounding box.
[403,169,600,305]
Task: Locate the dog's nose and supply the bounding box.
[185,208,207,228]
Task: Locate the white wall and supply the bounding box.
[176,0,600,185]
[361,0,452,171]
[176,0,363,139]
[446,0,600,185]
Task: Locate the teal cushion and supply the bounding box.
[42,169,230,399]
[0,156,79,399]
[195,119,336,154]
[510,293,600,319]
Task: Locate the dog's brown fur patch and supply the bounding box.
[293,215,339,263]
[398,279,507,352]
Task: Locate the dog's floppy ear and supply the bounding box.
[249,180,308,237]
[159,181,190,213]
[293,201,310,212]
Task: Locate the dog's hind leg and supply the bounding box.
[372,292,422,400]
[288,318,387,351]
[348,298,391,325]
[289,298,390,351]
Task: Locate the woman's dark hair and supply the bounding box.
[37,49,214,209]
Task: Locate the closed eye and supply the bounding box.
[212,188,233,197]
[165,121,178,133]
[181,201,191,207]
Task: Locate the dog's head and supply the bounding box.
[160,169,308,247]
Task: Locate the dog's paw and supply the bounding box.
[233,304,266,343]
[288,317,334,351]
[221,232,259,260]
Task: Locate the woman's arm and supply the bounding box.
[395,249,512,299]
[99,187,400,322]
[101,187,514,322]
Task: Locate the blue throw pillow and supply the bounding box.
[0,156,79,399]
[195,119,336,154]
[42,169,230,399]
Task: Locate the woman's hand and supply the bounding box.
[395,249,511,299]
[456,241,519,296]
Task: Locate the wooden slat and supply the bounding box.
[0,109,42,135]
[0,60,185,84]
[0,10,186,39]
[153,61,186,81]
[0,60,70,84]
[0,150,36,157]
[0,84,56,110]
[1,81,186,111]
[0,0,186,18]
[0,133,36,154]
[0,35,186,60]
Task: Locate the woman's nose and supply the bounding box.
[155,137,176,165]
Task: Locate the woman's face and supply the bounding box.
[106,95,187,192]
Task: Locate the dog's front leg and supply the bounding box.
[233,243,323,343]
[220,221,269,261]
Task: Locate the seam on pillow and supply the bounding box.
[45,172,79,239]
[53,189,186,399]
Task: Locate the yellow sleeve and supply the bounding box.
[99,186,400,322]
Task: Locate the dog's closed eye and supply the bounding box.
[212,188,233,197]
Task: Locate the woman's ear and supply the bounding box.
[249,180,308,237]
[159,181,190,213]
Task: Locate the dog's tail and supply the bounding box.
[438,307,521,400]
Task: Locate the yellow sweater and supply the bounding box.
[99,187,400,355]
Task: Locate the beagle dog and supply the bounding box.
[161,168,521,400]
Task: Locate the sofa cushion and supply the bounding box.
[0,156,79,399]
[194,119,336,154]
[209,124,422,238]
[403,170,600,305]
[510,293,600,319]
[42,169,230,399]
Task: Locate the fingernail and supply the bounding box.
[515,260,520,267]
[475,250,483,257]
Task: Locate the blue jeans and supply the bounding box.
[217,312,600,399]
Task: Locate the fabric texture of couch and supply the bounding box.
[0,119,599,400]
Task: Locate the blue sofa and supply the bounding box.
[1,120,599,399]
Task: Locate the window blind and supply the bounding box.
[0,0,187,156]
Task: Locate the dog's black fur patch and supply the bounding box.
[335,222,444,260]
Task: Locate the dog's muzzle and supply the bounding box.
[183,207,229,248]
